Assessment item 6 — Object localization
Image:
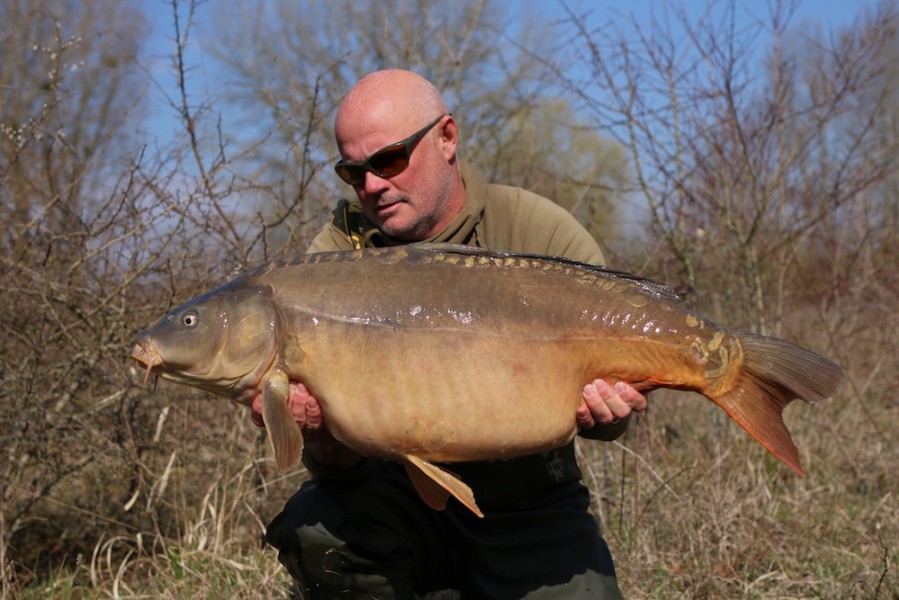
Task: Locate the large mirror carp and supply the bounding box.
[132,244,845,517]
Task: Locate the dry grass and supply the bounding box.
[581,386,896,599]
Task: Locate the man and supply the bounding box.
[253,69,646,599]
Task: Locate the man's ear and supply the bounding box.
[439,116,459,160]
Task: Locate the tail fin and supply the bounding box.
[712,334,846,476]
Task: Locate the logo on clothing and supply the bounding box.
[544,450,565,482]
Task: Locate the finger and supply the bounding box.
[582,380,618,424]
[284,381,308,425]
[588,379,636,420]
[288,381,323,429]
[250,395,266,428]
[576,404,596,429]
[304,392,323,429]
[613,382,648,412]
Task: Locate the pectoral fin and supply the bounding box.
[403,455,484,518]
[261,376,304,473]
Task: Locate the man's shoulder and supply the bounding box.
[478,182,605,264]
[483,181,557,210]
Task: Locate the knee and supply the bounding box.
[266,499,416,599]
[264,479,336,553]
[264,484,367,595]
[263,476,439,598]
[273,521,355,593]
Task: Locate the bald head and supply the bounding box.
[335,70,448,140]
[332,70,465,242]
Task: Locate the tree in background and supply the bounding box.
[0,0,154,578]
[558,0,897,338]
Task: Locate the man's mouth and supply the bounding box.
[374,199,404,215]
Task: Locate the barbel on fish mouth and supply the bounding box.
[131,243,846,517]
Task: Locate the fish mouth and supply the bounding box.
[131,342,163,386]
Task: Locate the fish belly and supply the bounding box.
[295,327,597,463]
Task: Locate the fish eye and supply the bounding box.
[182,310,199,328]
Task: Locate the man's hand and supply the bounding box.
[251,382,362,470]
[578,379,647,428]
[577,379,647,440]
[250,382,323,429]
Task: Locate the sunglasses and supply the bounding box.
[334,114,449,186]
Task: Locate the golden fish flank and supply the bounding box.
[131,243,846,518]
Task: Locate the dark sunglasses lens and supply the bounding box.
[335,164,363,185]
[334,142,414,185]
[368,145,409,177]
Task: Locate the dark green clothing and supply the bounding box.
[267,456,621,600]
[267,164,624,599]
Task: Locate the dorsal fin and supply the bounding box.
[412,242,681,303]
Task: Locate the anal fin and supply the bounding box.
[403,455,484,518]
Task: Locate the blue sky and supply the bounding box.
[588,0,868,28]
[141,0,873,142]
[144,1,871,63]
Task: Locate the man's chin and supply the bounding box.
[373,212,416,239]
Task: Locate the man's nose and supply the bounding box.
[362,171,390,194]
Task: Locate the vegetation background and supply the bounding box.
[1,0,896,598]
